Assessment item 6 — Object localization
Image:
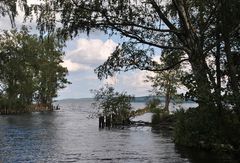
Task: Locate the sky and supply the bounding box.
[58,34,154,99]
[0,3,154,99]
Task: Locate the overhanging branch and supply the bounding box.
[114,26,187,51]
[135,58,189,72]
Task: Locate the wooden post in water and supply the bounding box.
[106,115,111,128]
[111,114,116,127]
[99,115,104,128]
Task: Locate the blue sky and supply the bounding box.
[0,9,154,99]
[58,33,153,99]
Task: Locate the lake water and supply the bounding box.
[0,99,237,162]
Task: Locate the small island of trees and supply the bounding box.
[0,27,70,114]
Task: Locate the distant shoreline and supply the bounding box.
[56,96,196,104]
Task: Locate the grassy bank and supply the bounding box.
[0,104,54,115]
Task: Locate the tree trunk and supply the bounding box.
[164,89,170,114]
[215,29,223,110]
[224,33,240,111]
[189,48,214,109]
[173,1,214,109]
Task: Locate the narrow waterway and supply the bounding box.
[0,99,236,162]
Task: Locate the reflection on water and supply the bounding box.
[0,100,237,162]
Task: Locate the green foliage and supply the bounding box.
[145,98,160,112]
[131,107,149,117]
[3,0,239,111]
[0,27,70,112]
[91,85,134,125]
[1,0,239,110]
[150,107,173,125]
[151,108,162,125]
[174,107,240,152]
[0,0,29,27]
[145,53,183,112]
[145,98,173,125]
[2,0,240,152]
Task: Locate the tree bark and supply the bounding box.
[224,33,240,111]
[215,28,223,110]
[189,48,214,109]
[164,86,170,114]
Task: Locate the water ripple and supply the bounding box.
[0,100,236,162]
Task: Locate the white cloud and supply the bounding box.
[66,38,118,65]
[62,38,118,73]
[103,76,118,86]
[0,1,38,33]
[152,55,161,64]
[61,59,91,72]
[27,0,43,5]
[121,71,153,89]
[0,3,154,99]
[99,71,153,96]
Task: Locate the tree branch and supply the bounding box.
[136,58,189,72]
[148,0,190,52]
[113,26,187,51]
[148,0,177,31]
[106,22,180,34]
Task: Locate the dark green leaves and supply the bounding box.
[91,85,134,124]
[0,27,70,110]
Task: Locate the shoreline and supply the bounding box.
[0,104,56,115]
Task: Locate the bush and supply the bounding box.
[174,107,240,153]
[146,98,173,125]
[146,98,161,112]
[151,108,175,125]
[91,85,134,125]
[151,108,161,124]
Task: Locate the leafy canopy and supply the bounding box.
[1,0,240,110]
[0,26,70,111]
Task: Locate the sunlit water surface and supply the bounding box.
[0,99,237,162]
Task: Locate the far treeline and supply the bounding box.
[0,27,70,114]
[1,0,240,154]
